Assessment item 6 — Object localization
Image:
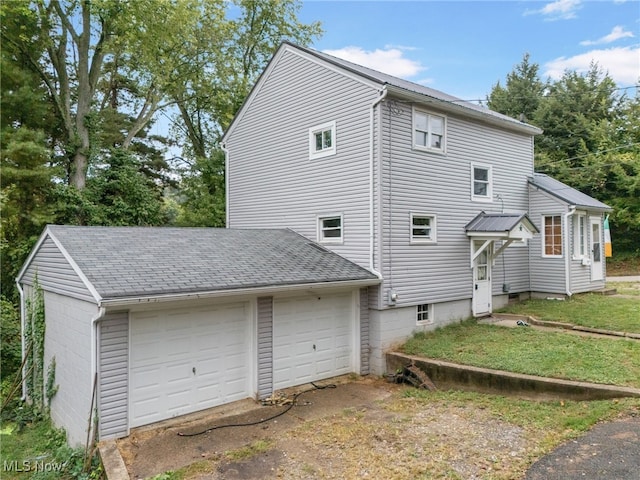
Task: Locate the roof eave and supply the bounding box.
[528,179,613,212]
[385,85,543,136]
[98,277,381,309]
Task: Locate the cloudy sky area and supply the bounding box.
[298,0,639,102]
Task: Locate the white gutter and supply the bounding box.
[16,280,26,400]
[564,206,577,297]
[98,277,381,308]
[221,142,230,228]
[369,87,387,278]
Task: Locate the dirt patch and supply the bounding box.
[118,377,548,479]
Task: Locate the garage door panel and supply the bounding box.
[130,303,251,428]
[273,293,355,390]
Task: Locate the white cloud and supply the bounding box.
[322,46,425,79]
[580,26,635,46]
[543,46,640,85]
[524,0,582,20]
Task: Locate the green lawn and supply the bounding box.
[498,293,640,333]
[609,281,640,297]
[401,321,640,388]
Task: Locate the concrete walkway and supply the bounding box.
[607,275,640,282]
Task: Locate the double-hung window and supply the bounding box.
[309,121,336,159]
[471,163,492,202]
[413,109,445,152]
[410,213,437,243]
[543,215,563,257]
[318,215,343,243]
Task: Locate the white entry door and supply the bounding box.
[473,244,492,316]
[590,217,604,281]
[129,303,251,428]
[273,292,354,390]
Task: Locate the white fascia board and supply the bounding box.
[15,226,102,304]
[98,277,381,308]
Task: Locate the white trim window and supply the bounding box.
[309,121,336,159]
[318,214,343,243]
[413,108,445,152]
[542,215,563,257]
[410,213,437,243]
[416,303,433,325]
[471,163,493,202]
[573,214,587,258]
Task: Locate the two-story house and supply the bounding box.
[222,42,612,374]
[17,42,611,444]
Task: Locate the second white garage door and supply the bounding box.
[129,303,251,428]
[273,292,354,390]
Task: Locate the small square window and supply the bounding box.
[471,163,492,202]
[410,213,437,243]
[318,215,343,243]
[416,304,432,324]
[413,109,446,152]
[309,121,336,159]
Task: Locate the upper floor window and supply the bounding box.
[543,215,562,257]
[318,214,343,243]
[413,109,445,152]
[410,213,437,243]
[471,163,492,202]
[309,121,336,159]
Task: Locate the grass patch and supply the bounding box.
[224,439,272,461]
[401,321,640,387]
[609,281,640,297]
[499,293,640,333]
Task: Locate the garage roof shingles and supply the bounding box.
[47,226,378,300]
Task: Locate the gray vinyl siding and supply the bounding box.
[378,99,534,307]
[257,297,274,400]
[99,312,129,439]
[20,236,95,303]
[528,185,567,294]
[226,49,380,268]
[359,288,370,375]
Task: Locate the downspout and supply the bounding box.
[16,281,26,400]
[564,206,577,297]
[221,142,230,228]
[369,86,387,279]
[90,306,106,414]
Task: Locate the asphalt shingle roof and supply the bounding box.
[528,173,612,211]
[46,226,378,301]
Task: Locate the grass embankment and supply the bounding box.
[606,253,640,276]
[500,293,640,333]
[401,321,640,388]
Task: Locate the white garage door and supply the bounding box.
[273,292,354,390]
[130,303,251,428]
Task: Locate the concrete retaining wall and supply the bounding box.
[386,352,640,401]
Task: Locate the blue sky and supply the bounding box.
[297,0,640,102]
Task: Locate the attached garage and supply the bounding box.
[17,226,379,444]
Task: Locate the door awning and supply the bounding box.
[466,212,539,265]
[465,212,538,241]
